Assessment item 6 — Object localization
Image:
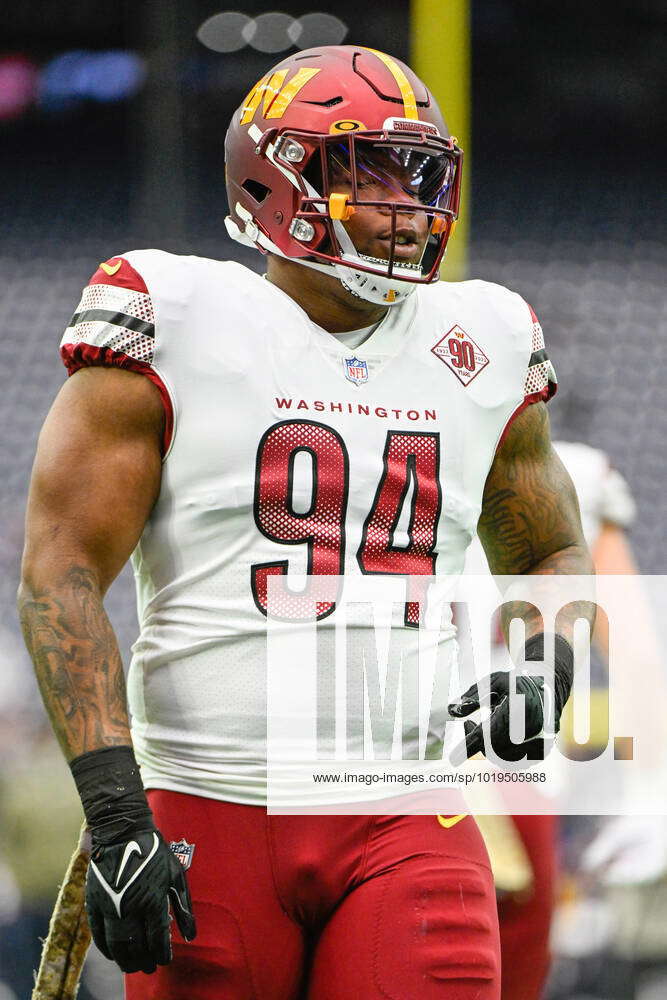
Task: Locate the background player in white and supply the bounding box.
[18,46,594,999]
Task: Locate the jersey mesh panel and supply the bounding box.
[524,360,554,396]
[531,318,546,352]
[76,283,154,323]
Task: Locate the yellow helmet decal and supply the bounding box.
[362,47,419,121]
[240,67,321,126]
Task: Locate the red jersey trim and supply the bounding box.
[88,257,149,294]
[526,302,540,325]
[495,383,556,454]
[60,342,174,456]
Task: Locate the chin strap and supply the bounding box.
[225,210,418,307]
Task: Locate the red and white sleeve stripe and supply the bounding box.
[523,303,557,404]
[60,256,173,453]
[494,302,558,452]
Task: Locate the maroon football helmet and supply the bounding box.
[224,45,462,305]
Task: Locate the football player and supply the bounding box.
[18,46,594,999]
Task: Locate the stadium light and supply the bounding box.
[37,49,146,112]
[197,11,347,54]
[0,55,38,121]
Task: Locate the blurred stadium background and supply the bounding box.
[0,2,665,998]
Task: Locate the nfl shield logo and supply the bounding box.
[169,838,196,870]
[344,356,368,386]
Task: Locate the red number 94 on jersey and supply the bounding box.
[251,420,441,627]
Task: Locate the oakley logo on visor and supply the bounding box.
[329,119,367,134]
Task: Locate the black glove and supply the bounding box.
[70,746,196,974]
[87,828,195,973]
[448,633,574,765]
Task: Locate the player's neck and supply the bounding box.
[265,256,388,334]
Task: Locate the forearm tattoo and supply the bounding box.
[18,566,131,761]
[478,403,596,641]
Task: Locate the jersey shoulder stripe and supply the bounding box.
[61,256,156,366]
[69,309,154,338]
[523,301,557,403]
[60,253,173,454]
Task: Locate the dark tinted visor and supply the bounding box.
[328,139,454,208]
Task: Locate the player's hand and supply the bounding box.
[448,671,553,765]
[86,828,196,974]
[70,746,197,974]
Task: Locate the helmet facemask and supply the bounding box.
[225,124,462,307]
[285,129,462,305]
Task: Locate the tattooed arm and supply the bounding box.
[478,401,595,642]
[448,401,596,761]
[18,366,164,761]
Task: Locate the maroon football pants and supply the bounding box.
[125,791,500,999]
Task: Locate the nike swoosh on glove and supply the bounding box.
[448,671,552,765]
[87,829,196,975]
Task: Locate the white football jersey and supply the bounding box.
[60,251,556,804]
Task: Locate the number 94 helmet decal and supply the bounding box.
[224,45,463,306]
